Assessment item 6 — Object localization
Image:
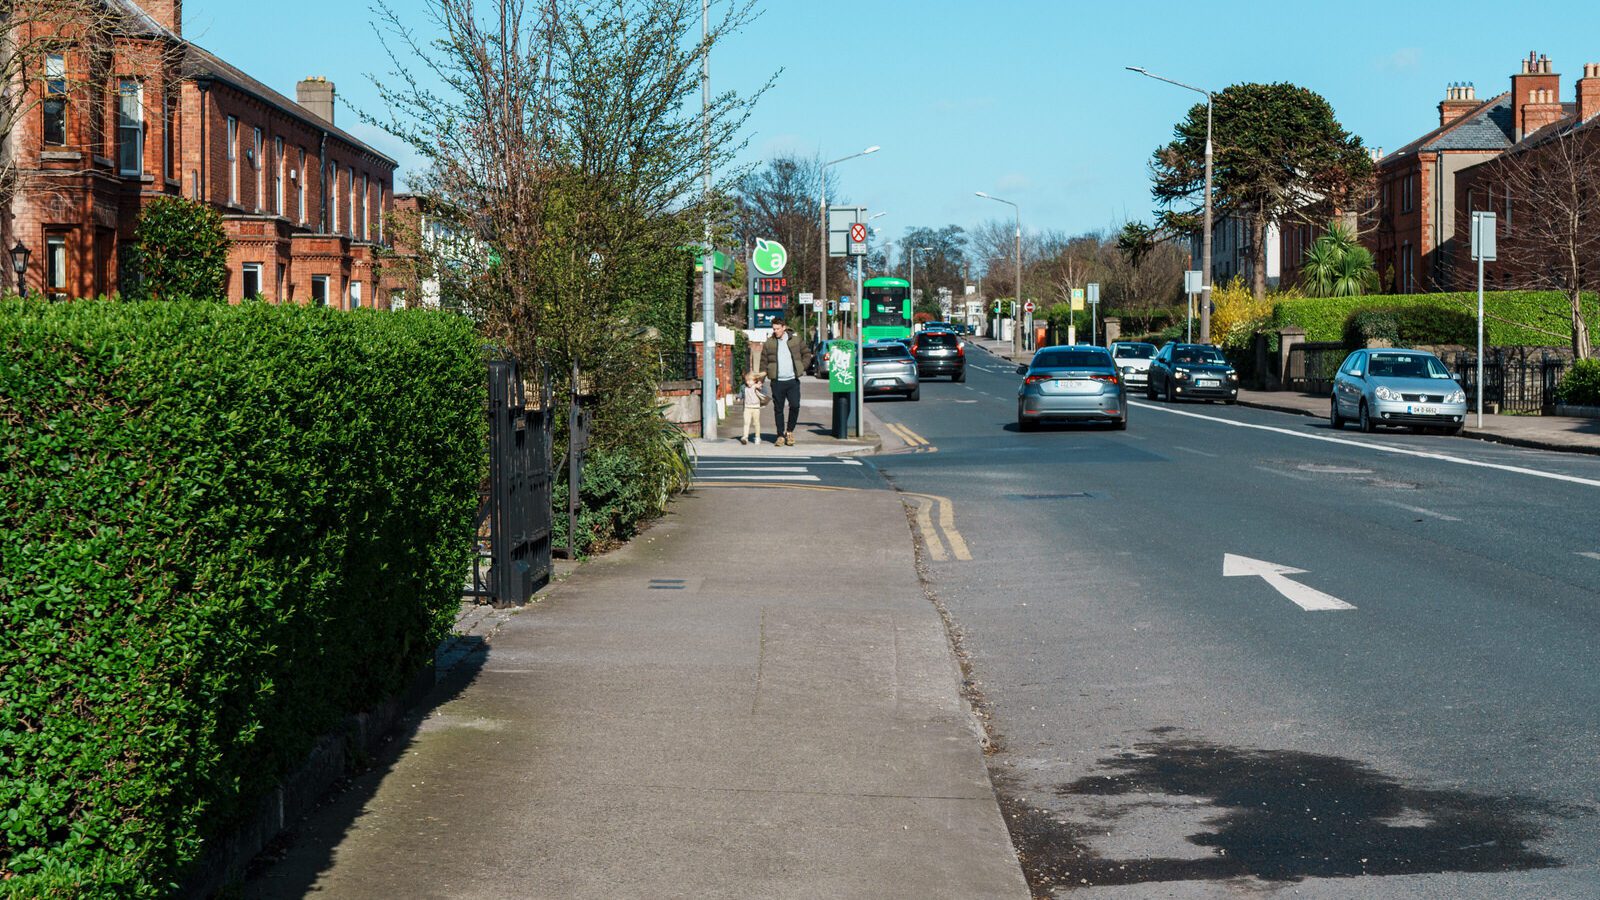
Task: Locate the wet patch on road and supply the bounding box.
[999,737,1566,894]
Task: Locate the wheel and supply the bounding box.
[1018,417,1036,432]
[1445,424,1463,436]
[1164,380,1176,403]
[1329,396,1345,430]
[908,386,920,402]
[954,368,966,383]
[1146,382,1157,400]
[1113,415,1128,431]
[1358,400,1375,433]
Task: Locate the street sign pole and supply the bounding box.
[855,254,864,438]
[1472,211,1497,428]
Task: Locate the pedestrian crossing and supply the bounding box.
[693,455,864,485]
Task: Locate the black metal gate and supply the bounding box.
[467,354,553,606]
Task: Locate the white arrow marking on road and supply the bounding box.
[1222,554,1356,612]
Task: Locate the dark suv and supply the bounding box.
[911,330,965,381]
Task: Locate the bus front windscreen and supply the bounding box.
[864,288,909,327]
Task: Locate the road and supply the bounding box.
[863,344,1600,897]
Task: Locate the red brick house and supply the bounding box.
[1367,53,1579,294]
[6,0,400,307]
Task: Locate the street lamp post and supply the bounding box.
[819,145,881,337]
[1128,65,1213,345]
[975,192,1022,355]
[10,241,30,298]
[909,245,931,326]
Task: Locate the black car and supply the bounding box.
[911,330,966,382]
[1146,342,1239,403]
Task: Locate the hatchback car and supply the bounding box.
[1015,345,1127,430]
[1109,341,1158,392]
[911,330,966,381]
[861,342,920,401]
[1331,348,1467,434]
[1146,343,1239,403]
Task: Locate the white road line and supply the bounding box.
[1254,465,1315,482]
[693,474,820,482]
[1131,400,1600,489]
[1224,554,1356,612]
[1173,445,1219,458]
[698,458,862,466]
[696,466,810,473]
[1578,552,1600,561]
[1380,500,1462,522]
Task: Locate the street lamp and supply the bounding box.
[909,246,932,327]
[10,241,30,298]
[975,191,1022,355]
[1127,64,1213,345]
[819,144,880,340]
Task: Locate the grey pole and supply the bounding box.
[1127,66,1213,342]
[1476,217,1485,428]
[855,252,864,437]
[976,192,1022,355]
[699,0,717,440]
[819,165,828,345]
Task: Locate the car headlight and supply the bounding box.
[1446,389,1466,404]
[1226,371,1239,381]
[1121,366,1135,373]
[1173,369,1190,380]
[1375,386,1401,401]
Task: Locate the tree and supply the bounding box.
[128,197,228,300]
[1492,124,1600,358]
[734,153,837,314]
[1149,82,1374,301]
[1299,222,1378,297]
[895,224,967,311]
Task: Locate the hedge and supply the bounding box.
[1270,291,1599,347]
[0,299,485,896]
[1343,305,1478,348]
[1556,359,1600,406]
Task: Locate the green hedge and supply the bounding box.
[1271,291,1599,347]
[1343,305,1477,348]
[1556,359,1600,406]
[0,300,485,896]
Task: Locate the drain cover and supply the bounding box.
[648,579,687,590]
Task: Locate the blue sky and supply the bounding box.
[187,0,1600,244]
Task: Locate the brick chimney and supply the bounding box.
[1438,82,1478,127]
[296,77,335,124]
[1511,51,1563,140]
[1579,63,1600,122]
[140,0,181,36]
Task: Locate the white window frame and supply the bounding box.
[311,275,329,307]
[274,136,284,215]
[46,235,68,295]
[298,148,308,224]
[329,162,338,233]
[227,115,238,204]
[44,54,67,146]
[253,127,263,210]
[347,172,356,237]
[377,182,385,244]
[118,79,144,177]
[241,262,262,299]
[361,173,369,241]
[276,263,286,301]
[349,280,362,309]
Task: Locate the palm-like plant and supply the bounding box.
[1300,222,1376,297]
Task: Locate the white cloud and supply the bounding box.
[1377,48,1423,72]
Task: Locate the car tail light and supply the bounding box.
[910,340,920,354]
[1025,374,1051,385]
[1089,373,1119,385]
[955,343,965,357]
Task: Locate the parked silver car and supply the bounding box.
[1331,348,1467,434]
[1016,345,1127,430]
[862,341,920,401]
[1109,341,1157,391]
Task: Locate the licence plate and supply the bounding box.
[1197,379,1219,388]
[871,377,896,386]
[1408,405,1438,415]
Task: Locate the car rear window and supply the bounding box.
[1114,344,1155,359]
[918,333,957,348]
[864,345,911,360]
[1032,350,1113,369]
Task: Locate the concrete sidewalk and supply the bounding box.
[245,479,1028,898]
[690,376,889,458]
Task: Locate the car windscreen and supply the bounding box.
[1113,344,1155,359]
[864,345,910,360]
[1032,350,1113,370]
[1368,354,1453,379]
[1172,347,1227,365]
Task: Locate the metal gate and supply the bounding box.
[467,353,553,606]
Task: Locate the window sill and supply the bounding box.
[41,150,83,161]
[93,155,115,168]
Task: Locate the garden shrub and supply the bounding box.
[1271,291,1599,347]
[1343,305,1476,348]
[1556,359,1600,406]
[126,197,231,301]
[0,299,484,896]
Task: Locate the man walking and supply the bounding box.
[759,316,812,446]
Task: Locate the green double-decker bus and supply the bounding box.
[862,277,912,342]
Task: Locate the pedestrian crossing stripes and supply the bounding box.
[693,455,862,483]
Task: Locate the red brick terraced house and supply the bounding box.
[1367,52,1581,295]
[6,0,401,307]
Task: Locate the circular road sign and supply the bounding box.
[849,223,867,243]
[1023,300,1036,313]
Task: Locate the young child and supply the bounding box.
[738,372,765,445]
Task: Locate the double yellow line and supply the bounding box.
[885,422,938,454]
[902,492,972,562]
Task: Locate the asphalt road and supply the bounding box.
[865,344,1600,898]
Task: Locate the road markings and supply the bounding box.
[1223,553,1356,612]
[1380,500,1462,522]
[901,492,972,562]
[1130,400,1600,489]
[695,466,811,473]
[883,421,939,454]
[694,481,858,492]
[1172,445,1219,458]
[695,474,820,481]
[1578,552,1600,561]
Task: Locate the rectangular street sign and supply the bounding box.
[1071,288,1085,311]
[839,297,852,312]
[1184,270,1203,294]
[828,206,866,257]
[1087,282,1100,306]
[1472,211,1497,261]
[798,292,814,306]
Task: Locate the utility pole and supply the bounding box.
[976,191,1023,356]
[699,0,717,440]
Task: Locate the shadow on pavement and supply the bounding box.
[1001,737,1570,892]
[241,639,490,898]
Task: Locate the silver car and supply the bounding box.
[1331,348,1467,435]
[1016,345,1127,431]
[1109,341,1157,391]
[861,341,920,401]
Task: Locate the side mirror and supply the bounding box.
[1351,370,1363,378]
[1016,365,1028,375]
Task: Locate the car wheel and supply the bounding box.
[1359,400,1375,433]
[1113,415,1128,431]
[1146,382,1157,400]
[1445,424,1463,436]
[954,368,966,383]
[908,386,920,402]
[1329,396,1345,429]
[1164,381,1176,403]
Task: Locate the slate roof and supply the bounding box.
[1383,93,1515,164]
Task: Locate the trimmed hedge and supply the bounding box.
[0,300,485,896]
[1556,359,1600,406]
[1271,291,1600,347]
[1343,305,1477,348]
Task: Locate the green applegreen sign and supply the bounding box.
[752,239,787,276]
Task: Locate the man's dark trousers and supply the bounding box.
[771,377,801,438]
